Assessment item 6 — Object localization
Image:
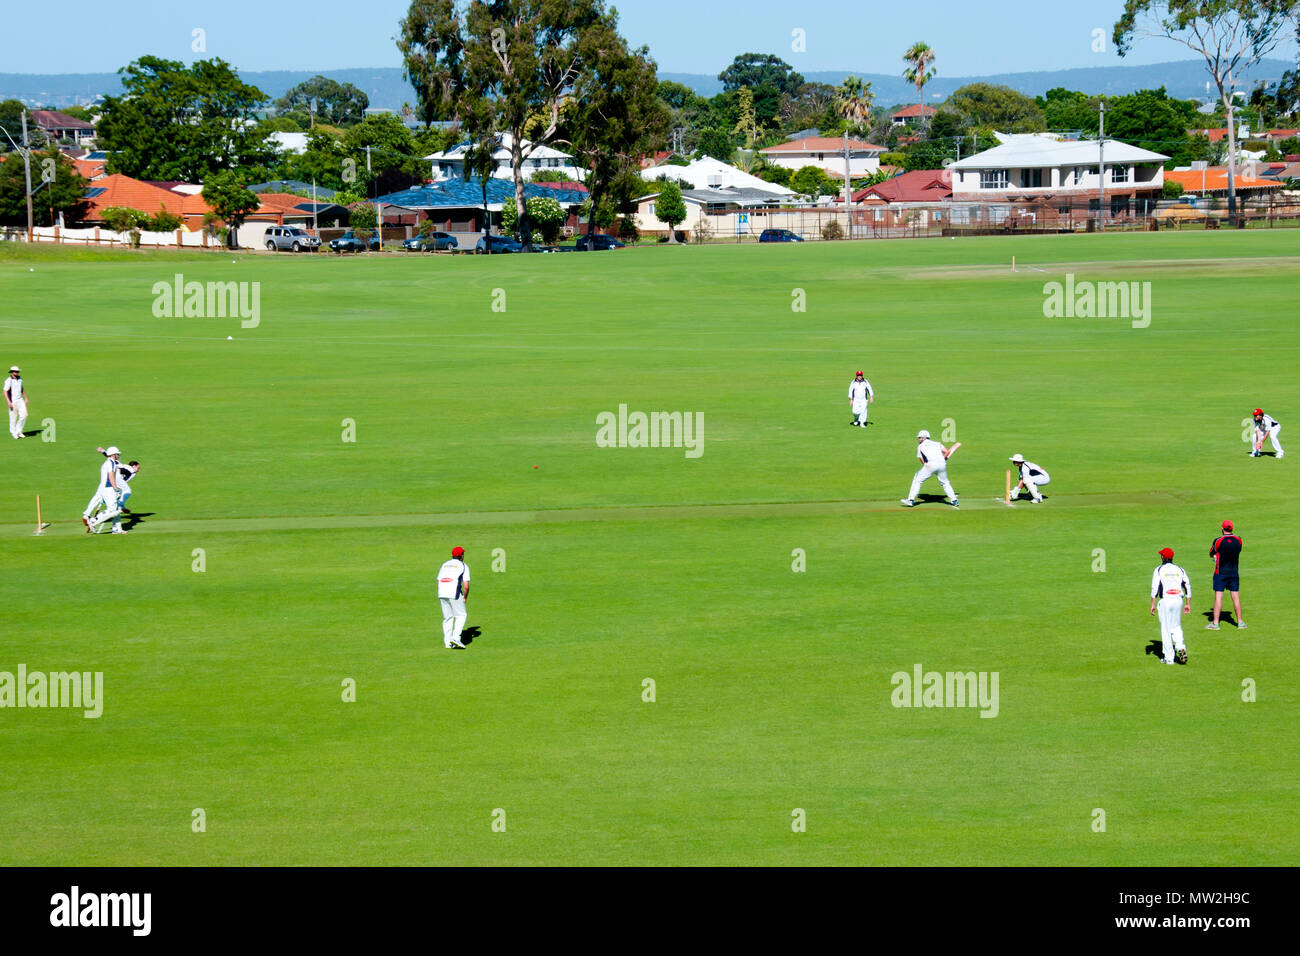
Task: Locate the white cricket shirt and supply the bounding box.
[436,559,470,599]
[917,439,946,466]
[1151,563,1191,600]
[848,379,873,402]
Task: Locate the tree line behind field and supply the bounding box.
[1,0,1297,235]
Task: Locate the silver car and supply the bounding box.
[264,226,320,252]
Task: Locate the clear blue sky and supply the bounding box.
[5,0,1296,76]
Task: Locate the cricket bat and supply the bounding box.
[945,442,962,458]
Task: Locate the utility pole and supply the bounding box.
[21,110,34,242]
[1098,100,1107,231]
[844,131,852,237]
[312,178,318,236]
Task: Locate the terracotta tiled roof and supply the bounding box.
[82,174,203,222]
[761,137,884,153]
[1165,167,1283,192]
[891,104,937,118]
[73,159,105,180]
[83,174,289,227]
[834,169,953,204]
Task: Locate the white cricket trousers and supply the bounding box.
[908,462,956,501]
[8,399,26,438]
[1020,470,1051,499]
[1265,424,1283,457]
[1157,596,1186,663]
[852,398,869,425]
[86,487,122,530]
[441,597,467,646]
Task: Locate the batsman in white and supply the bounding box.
[848,370,874,427]
[1008,454,1050,503]
[901,430,959,509]
[5,366,28,439]
[436,546,471,649]
[82,446,127,535]
[1149,547,1191,665]
[1250,409,1283,458]
[89,447,140,519]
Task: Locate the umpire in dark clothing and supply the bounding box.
[1207,520,1245,630]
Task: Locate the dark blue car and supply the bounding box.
[575,234,626,250]
[759,228,804,242]
[474,235,523,254]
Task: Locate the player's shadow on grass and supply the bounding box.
[120,511,155,531]
[915,493,953,505]
[21,429,42,437]
[460,626,482,646]
[1144,640,1164,658]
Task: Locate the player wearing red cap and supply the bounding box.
[1150,548,1191,665]
[1207,520,1245,630]
[436,546,471,649]
[848,370,874,427]
[1250,409,1283,458]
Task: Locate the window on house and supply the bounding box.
[1111,166,1130,183]
[1020,169,1043,188]
[980,169,1009,189]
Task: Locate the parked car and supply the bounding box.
[329,230,382,253]
[473,235,523,254]
[403,231,459,252]
[758,228,803,243]
[575,234,626,250]
[264,226,320,252]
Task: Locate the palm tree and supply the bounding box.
[902,42,938,130]
[834,76,874,138]
[834,77,875,230]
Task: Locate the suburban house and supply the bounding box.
[370,175,588,239]
[1164,165,1285,198]
[81,174,213,230]
[246,191,350,228]
[836,169,953,206]
[79,174,298,232]
[759,136,885,177]
[424,134,583,182]
[1260,158,1300,181]
[891,105,937,127]
[948,133,1168,213]
[31,110,95,145]
[631,191,710,238]
[640,155,796,200]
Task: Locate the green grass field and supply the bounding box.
[1,231,1296,865]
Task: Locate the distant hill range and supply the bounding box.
[1,59,1292,111]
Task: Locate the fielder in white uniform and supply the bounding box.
[1149,548,1191,665]
[1008,454,1050,503]
[5,366,27,439]
[902,430,959,509]
[848,370,874,427]
[83,446,127,535]
[437,546,471,649]
[1251,409,1283,458]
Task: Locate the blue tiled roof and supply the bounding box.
[373,176,585,209]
